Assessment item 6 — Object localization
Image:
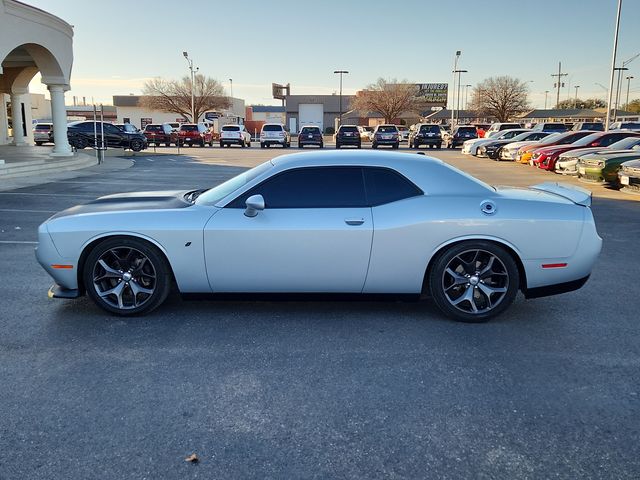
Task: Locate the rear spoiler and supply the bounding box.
[530,182,593,207]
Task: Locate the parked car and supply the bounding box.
[408,123,442,149]
[462,129,528,156]
[475,124,491,138]
[483,131,553,160]
[298,125,323,148]
[260,123,291,148]
[67,121,147,151]
[618,159,640,193]
[372,125,400,149]
[609,121,640,132]
[517,131,596,164]
[37,151,602,322]
[555,136,640,175]
[33,122,53,145]
[334,125,362,149]
[220,124,251,148]
[359,126,374,142]
[143,123,179,146]
[485,122,521,138]
[531,122,568,133]
[178,123,213,147]
[499,133,561,161]
[443,125,477,148]
[577,148,640,184]
[531,131,640,171]
[397,125,410,142]
[571,122,604,132]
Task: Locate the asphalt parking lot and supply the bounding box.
[1,145,639,479]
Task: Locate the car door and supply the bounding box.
[203,166,373,293]
[102,123,124,147]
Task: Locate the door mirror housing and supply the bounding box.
[244,194,265,217]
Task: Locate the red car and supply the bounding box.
[178,123,214,147]
[531,131,640,171]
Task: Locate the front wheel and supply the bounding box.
[130,139,144,152]
[83,237,173,316]
[428,241,519,323]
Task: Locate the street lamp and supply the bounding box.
[464,84,472,110]
[625,76,634,109]
[451,50,461,128]
[605,0,622,130]
[333,70,349,127]
[544,90,549,109]
[229,78,233,99]
[574,85,580,108]
[183,51,198,122]
[454,70,468,124]
[613,67,629,120]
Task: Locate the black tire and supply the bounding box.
[220,142,224,148]
[130,139,143,152]
[298,144,303,149]
[260,143,265,148]
[319,143,324,149]
[209,140,213,147]
[35,141,44,146]
[72,136,88,149]
[240,140,245,148]
[246,141,251,147]
[357,142,362,149]
[436,143,442,149]
[165,142,171,147]
[372,143,378,149]
[428,241,520,323]
[188,143,193,147]
[199,140,205,147]
[336,143,341,149]
[83,237,173,316]
[393,143,399,149]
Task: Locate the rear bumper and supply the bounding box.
[414,138,441,146]
[337,136,361,145]
[524,275,590,299]
[220,138,244,144]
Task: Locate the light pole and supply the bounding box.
[454,69,467,124]
[229,78,233,99]
[544,90,549,109]
[605,0,622,130]
[183,51,198,122]
[574,85,580,108]
[451,51,461,128]
[625,76,634,109]
[464,84,472,110]
[613,67,628,120]
[333,70,348,127]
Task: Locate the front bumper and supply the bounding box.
[618,171,640,193]
[578,166,607,183]
[35,224,79,292]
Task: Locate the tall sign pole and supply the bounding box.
[333,71,348,127]
[551,62,568,108]
[451,51,461,127]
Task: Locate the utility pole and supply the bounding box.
[614,67,628,120]
[551,61,568,108]
[333,70,348,127]
[454,70,468,123]
[464,84,472,110]
[625,76,634,109]
[574,86,580,108]
[229,78,233,100]
[451,50,461,128]
[606,0,622,130]
[544,90,549,109]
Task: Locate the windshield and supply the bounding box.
[340,126,359,133]
[222,125,240,131]
[196,161,273,205]
[300,127,320,134]
[607,137,640,150]
[377,126,398,133]
[572,133,605,147]
[621,122,640,129]
[456,126,476,133]
[145,125,162,132]
[35,124,51,131]
[263,125,283,132]
[180,125,198,132]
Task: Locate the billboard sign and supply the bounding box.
[272,83,291,100]
[415,83,448,106]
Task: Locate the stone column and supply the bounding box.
[10,91,28,145]
[0,93,9,145]
[48,84,72,157]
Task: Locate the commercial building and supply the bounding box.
[285,94,355,133]
[112,95,246,129]
[0,0,73,154]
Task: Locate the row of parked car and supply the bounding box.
[460,122,640,194]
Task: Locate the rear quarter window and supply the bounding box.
[364,168,423,206]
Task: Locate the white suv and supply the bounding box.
[260,123,291,148]
[220,124,251,148]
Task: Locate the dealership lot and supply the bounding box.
[1,148,639,478]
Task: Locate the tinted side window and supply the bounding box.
[364,168,422,206]
[229,167,366,208]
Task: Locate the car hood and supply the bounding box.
[583,151,640,162]
[621,159,640,169]
[49,190,194,220]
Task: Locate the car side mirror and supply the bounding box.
[244,194,265,217]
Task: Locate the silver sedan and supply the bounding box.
[36,151,602,322]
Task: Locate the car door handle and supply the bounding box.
[344,218,365,226]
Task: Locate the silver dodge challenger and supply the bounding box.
[36,151,602,322]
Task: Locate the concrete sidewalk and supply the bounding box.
[0,145,133,191]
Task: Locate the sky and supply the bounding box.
[23,0,640,109]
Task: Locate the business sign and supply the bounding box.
[204,111,221,120]
[272,83,291,100]
[415,83,448,106]
[140,117,152,129]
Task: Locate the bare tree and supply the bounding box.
[141,74,231,122]
[469,76,530,122]
[351,78,419,123]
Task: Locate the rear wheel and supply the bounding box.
[428,241,519,323]
[35,141,44,146]
[372,143,378,149]
[83,237,172,316]
[260,143,265,148]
